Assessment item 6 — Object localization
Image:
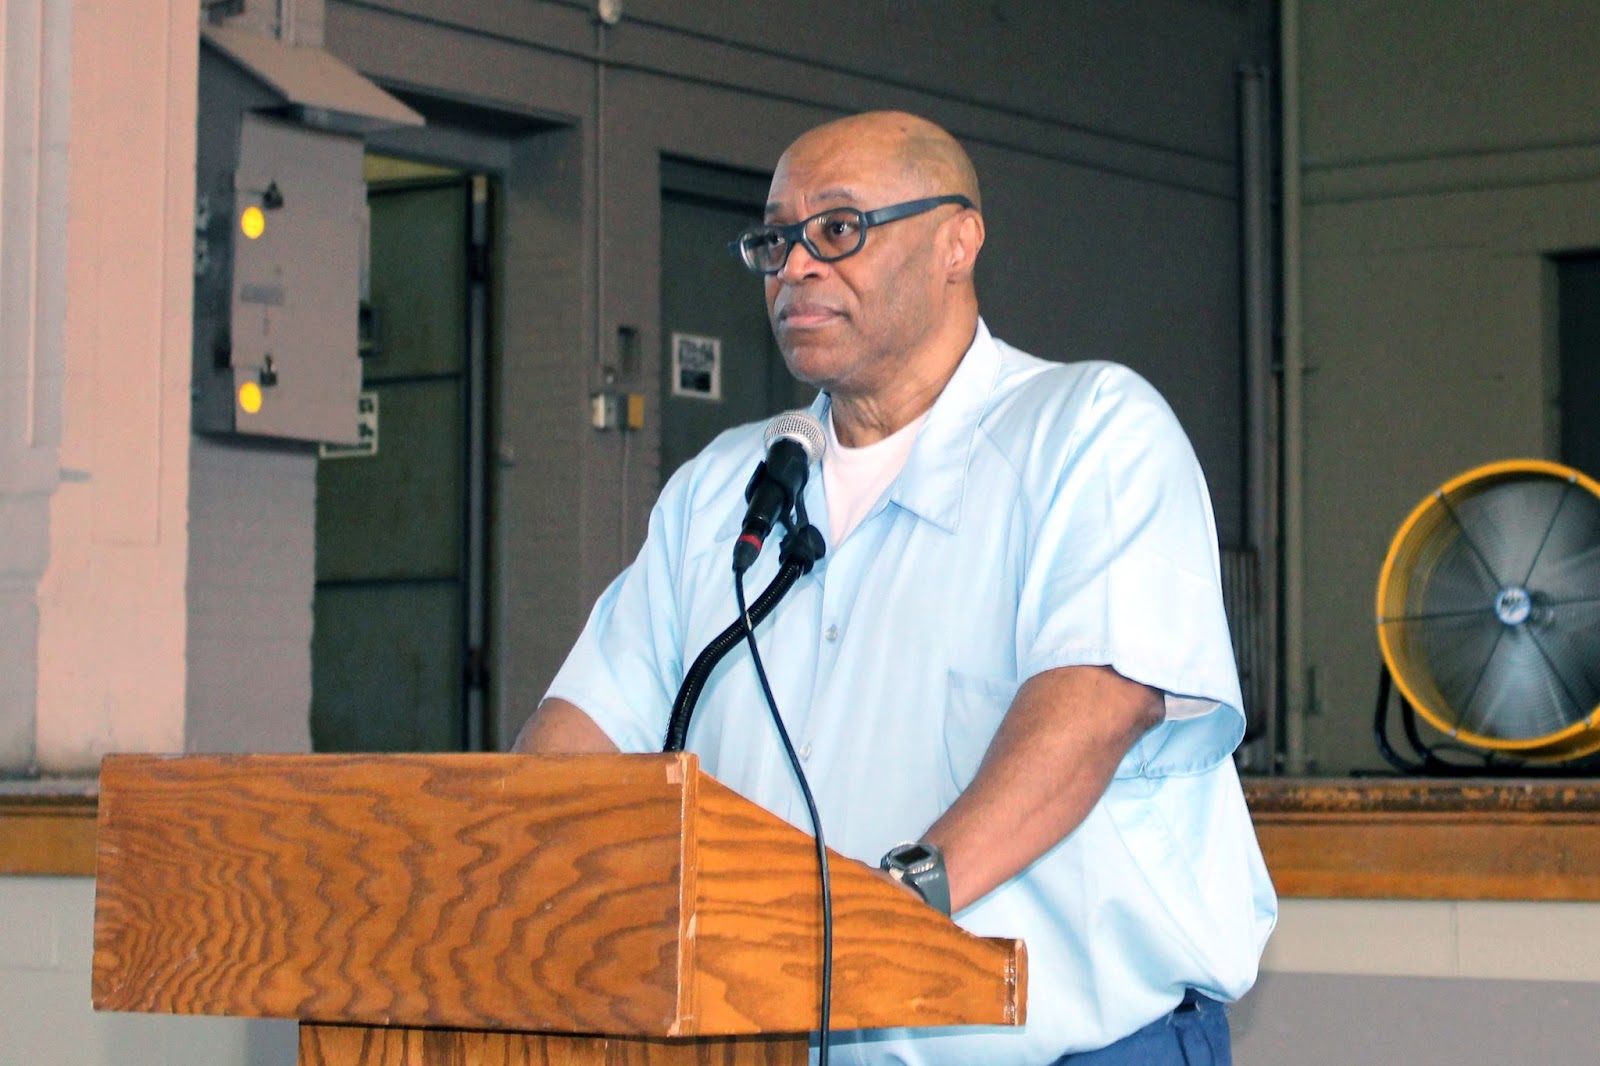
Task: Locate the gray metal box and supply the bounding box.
[232,114,362,443]
[193,111,364,444]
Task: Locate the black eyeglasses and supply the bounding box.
[728,194,975,276]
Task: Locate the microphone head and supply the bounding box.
[763,410,826,463]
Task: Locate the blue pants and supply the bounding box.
[1050,991,1231,1066]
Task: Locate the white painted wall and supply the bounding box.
[30,0,197,772]
[0,876,297,1066]
[0,0,70,771]
[1294,1,1600,771]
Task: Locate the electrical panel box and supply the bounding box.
[192,29,419,445]
[194,110,364,444]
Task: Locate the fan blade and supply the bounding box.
[1401,611,1504,725]
[1533,598,1600,712]
[1459,626,1587,739]
[1527,503,1600,603]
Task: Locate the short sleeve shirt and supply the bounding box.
[547,320,1278,1063]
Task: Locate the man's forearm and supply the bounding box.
[513,697,621,754]
[921,665,1164,913]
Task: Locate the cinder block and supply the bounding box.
[1262,898,1459,978]
[1456,900,1600,983]
[0,877,93,970]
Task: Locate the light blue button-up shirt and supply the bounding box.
[548,321,1277,1064]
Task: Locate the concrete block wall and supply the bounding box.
[1293,0,1600,772]
[0,876,296,1066]
[184,437,317,755]
[27,0,197,773]
[1235,971,1600,1065]
[0,0,70,772]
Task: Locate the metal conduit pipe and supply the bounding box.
[1280,0,1308,774]
[1238,63,1279,770]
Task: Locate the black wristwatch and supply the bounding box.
[880,841,951,916]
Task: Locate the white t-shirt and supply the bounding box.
[822,408,929,547]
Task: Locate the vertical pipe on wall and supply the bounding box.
[1238,63,1279,771]
[594,19,607,382]
[466,176,490,752]
[1280,0,1308,774]
[590,18,629,567]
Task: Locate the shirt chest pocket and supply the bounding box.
[940,671,1020,805]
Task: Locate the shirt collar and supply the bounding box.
[809,317,998,534]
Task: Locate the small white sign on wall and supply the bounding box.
[670,332,722,401]
[319,391,379,459]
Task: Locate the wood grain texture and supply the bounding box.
[94,754,691,1034]
[93,752,1023,1043]
[298,1025,804,1066]
[1245,778,1600,815]
[687,773,1025,1034]
[0,794,98,875]
[1246,778,1600,900]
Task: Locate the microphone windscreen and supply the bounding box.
[763,410,826,463]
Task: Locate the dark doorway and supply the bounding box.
[311,162,492,752]
[1556,253,1600,480]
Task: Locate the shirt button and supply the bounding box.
[824,624,840,643]
[799,743,813,761]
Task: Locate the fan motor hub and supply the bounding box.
[1493,585,1534,626]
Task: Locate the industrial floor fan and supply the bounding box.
[1375,459,1600,773]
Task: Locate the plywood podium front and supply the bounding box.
[92,753,1026,1065]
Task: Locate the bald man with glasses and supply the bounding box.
[518,111,1275,1065]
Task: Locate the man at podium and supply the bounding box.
[516,110,1277,1065]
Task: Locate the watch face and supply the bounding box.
[894,844,933,867]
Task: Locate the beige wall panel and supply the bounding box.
[1301,246,1549,769]
[1296,0,1600,773]
[1301,0,1600,167]
[324,1,594,123]
[620,0,1252,162]
[1298,174,1600,772]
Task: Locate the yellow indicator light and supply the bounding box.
[238,380,263,414]
[240,205,266,240]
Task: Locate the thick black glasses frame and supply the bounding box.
[728,194,975,276]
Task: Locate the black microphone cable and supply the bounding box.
[733,566,834,1066]
[662,553,813,753]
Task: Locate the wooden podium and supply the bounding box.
[92,753,1025,1064]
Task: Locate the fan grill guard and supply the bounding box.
[1376,460,1600,762]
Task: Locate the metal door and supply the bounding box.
[311,174,489,751]
[1557,253,1600,478]
[659,171,811,486]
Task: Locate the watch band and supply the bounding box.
[880,841,951,916]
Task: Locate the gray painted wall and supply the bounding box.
[1233,971,1600,1065]
[1295,1,1600,772]
[185,436,317,754]
[1270,5,1600,1055]
[323,0,1267,749]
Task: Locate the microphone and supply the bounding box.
[733,411,826,574]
